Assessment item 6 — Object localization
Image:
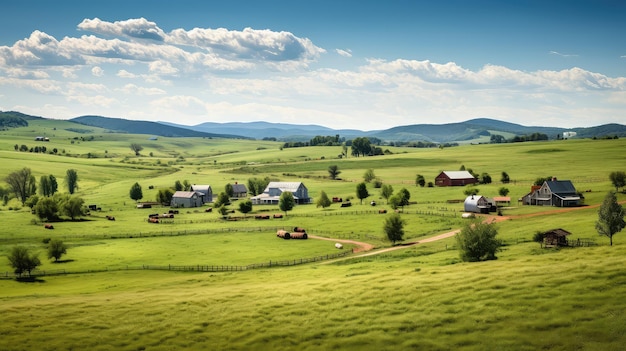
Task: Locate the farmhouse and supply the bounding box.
[251,182,311,205]
[522,179,580,207]
[171,191,204,208]
[190,185,212,203]
[232,182,248,198]
[464,195,495,214]
[435,171,477,187]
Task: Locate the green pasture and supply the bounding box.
[1,123,626,350]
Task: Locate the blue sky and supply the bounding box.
[0,0,624,130]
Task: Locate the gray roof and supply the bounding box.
[232,183,247,193]
[172,191,201,198]
[264,182,304,193]
[442,171,476,180]
[545,180,577,194]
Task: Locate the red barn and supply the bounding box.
[435,171,477,187]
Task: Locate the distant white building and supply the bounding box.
[563,131,577,139]
[250,182,311,205]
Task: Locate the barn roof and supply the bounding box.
[172,191,201,198]
[544,228,571,237]
[441,171,476,180]
[232,183,247,193]
[545,180,577,194]
[191,184,211,191]
[265,182,304,192]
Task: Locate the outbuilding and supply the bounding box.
[190,185,213,203]
[463,195,494,214]
[435,171,477,187]
[171,191,204,208]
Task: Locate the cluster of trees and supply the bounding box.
[27,193,85,221]
[248,177,271,196]
[4,168,79,205]
[309,135,344,146]
[609,171,626,192]
[13,144,59,154]
[7,239,68,278]
[490,133,549,144]
[456,221,501,262]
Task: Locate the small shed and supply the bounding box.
[464,195,493,214]
[190,185,213,203]
[232,182,248,198]
[543,228,571,247]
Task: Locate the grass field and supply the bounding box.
[1,119,626,350]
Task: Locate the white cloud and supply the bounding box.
[335,48,352,57]
[549,51,579,58]
[91,66,104,77]
[78,17,166,41]
[118,83,166,96]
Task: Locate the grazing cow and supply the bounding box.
[335,243,343,249]
[341,202,352,207]
[379,209,387,214]
[106,215,115,221]
[255,214,270,220]
[149,217,159,223]
[293,227,306,233]
[44,224,54,229]
[205,207,213,212]
[273,214,283,219]
[276,230,291,239]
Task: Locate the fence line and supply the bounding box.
[0,250,353,279]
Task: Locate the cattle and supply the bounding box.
[44,224,54,229]
[106,215,115,221]
[148,213,159,218]
[276,230,291,239]
[160,213,174,219]
[273,214,283,219]
[293,227,306,233]
[332,197,343,203]
[370,201,376,206]
[378,209,387,214]
[289,231,308,239]
[335,243,343,249]
[205,207,213,212]
[169,209,179,214]
[148,217,159,224]
[255,214,270,220]
[340,202,352,207]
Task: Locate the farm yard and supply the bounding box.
[1,118,626,351]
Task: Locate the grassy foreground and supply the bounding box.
[1,120,626,350]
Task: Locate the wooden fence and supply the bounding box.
[0,250,353,279]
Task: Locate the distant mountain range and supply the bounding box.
[2,111,625,143]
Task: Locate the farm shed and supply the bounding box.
[232,182,248,198]
[190,185,213,203]
[251,182,311,205]
[493,196,511,207]
[522,179,580,207]
[435,171,477,187]
[171,191,204,208]
[463,195,494,214]
[543,228,571,247]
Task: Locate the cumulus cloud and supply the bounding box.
[118,83,166,96]
[91,66,104,77]
[78,17,166,41]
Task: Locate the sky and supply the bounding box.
[0,0,624,131]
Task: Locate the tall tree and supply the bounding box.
[316,190,331,208]
[328,165,341,180]
[58,194,85,220]
[156,188,174,205]
[225,183,234,197]
[34,196,59,221]
[129,182,143,201]
[356,182,369,204]
[609,171,626,192]
[596,192,626,246]
[398,188,411,208]
[380,184,394,204]
[174,180,183,191]
[8,246,41,277]
[279,191,295,215]
[47,239,67,262]
[65,169,79,194]
[416,174,426,187]
[383,213,406,245]
[5,167,36,204]
[501,171,510,184]
[130,143,143,156]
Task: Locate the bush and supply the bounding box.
[455,221,501,262]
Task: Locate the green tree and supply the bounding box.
[47,239,67,262]
[609,171,626,192]
[398,188,411,208]
[217,204,229,218]
[214,192,231,207]
[130,143,143,156]
[455,221,501,262]
[596,192,626,246]
[182,180,191,191]
[57,194,85,220]
[238,200,253,217]
[225,183,234,197]
[129,182,143,201]
[5,167,37,204]
[39,174,58,197]
[279,191,295,215]
[499,187,510,197]
[65,169,79,194]
[416,174,426,187]
[363,169,376,183]
[388,194,401,210]
[34,196,59,221]
[380,184,394,204]
[316,190,331,208]
[501,171,510,184]
[464,187,480,196]
[174,180,183,191]
[8,246,41,277]
[248,177,270,196]
[25,194,39,209]
[480,173,492,184]
[383,213,406,245]
[328,165,341,180]
[156,188,174,205]
[356,182,369,204]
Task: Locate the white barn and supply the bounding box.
[250,182,311,205]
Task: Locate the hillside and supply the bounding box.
[70,115,248,139]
